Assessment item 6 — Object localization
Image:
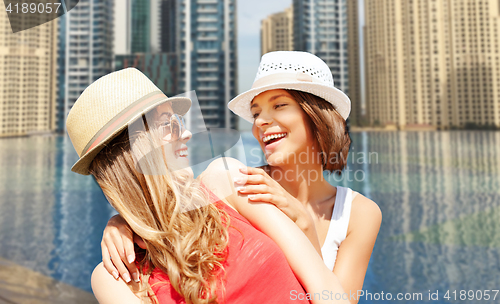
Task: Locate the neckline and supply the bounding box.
[321,186,341,250]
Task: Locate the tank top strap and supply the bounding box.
[320,186,353,271]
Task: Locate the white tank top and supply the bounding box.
[320,186,355,271]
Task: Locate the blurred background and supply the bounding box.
[1,0,500,303]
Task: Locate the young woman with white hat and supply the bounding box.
[67,68,349,303]
[226,51,382,301]
[102,52,381,303]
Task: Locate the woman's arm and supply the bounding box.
[202,158,350,304]
[233,166,323,255]
[91,262,152,304]
[333,194,382,304]
[100,215,145,283]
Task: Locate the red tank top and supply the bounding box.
[146,188,311,303]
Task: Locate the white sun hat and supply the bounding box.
[228,51,351,122]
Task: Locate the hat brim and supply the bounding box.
[71,96,192,175]
[228,82,351,123]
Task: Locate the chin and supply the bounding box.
[265,153,287,167]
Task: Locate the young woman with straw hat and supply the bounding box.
[67,68,349,303]
[102,52,381,303]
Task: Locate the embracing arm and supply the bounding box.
[202,158,349,304]
[333,194,382,304]
[100,214,146,282]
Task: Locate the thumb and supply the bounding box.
[133,234,147,249]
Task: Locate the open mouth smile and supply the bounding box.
[262,132,287,146]
[175,148,188,158]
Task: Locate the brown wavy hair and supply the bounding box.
[89,126,229,304]
[286,90,351,174]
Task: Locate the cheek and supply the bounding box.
[252,124,260,142]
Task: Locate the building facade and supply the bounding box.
[347,0,361,126]
[115,53,178,97]
[131,0,151,53]
[293,0,349,94]
[160,0,177,53]
[365,0,500,129]
[0,9,58,137]
[261,6,293,55]
[174,0,238,129]
[57,0,114,132]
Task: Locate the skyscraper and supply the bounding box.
[115,53,178,97]
[293,0,349,94]
[347,0,361,126]
[163,0,238,129]
[131,0,151,53]
[57,0,114,132]
[0,9,58,137]
[365,0,500,129]
[160,0,177,53]
[261,6,293,55]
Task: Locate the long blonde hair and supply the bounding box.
[89,126,229,304]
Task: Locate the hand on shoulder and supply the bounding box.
[199,157,246,207]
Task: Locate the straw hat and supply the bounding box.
[66,68,191,175]
[228,51,351,122]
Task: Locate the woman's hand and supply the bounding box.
[101,214,146,283]
[235,166,322,254]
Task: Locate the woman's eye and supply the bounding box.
[274,103,287,109]
[252,112,260,118]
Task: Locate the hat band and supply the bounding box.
[251,72,324,89]
[81,91,168,156]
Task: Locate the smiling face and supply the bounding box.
[152,102,193,176]
[251,89,318,166]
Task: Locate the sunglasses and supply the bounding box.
[156,114,186,141]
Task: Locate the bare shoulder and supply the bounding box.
[91,262,150,304]
[348,193,382,235]
[200,157,247,208]
[201,157,246,187]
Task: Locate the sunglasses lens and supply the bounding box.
[171,115,181,141]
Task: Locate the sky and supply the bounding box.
[236,0,292,94]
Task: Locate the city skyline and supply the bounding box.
[365,0,500,129]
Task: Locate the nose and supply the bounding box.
[180,129,192,143]
[254,112,273,128]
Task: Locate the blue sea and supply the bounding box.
[0,131,499,303]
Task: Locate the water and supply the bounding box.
[0,131,499,303]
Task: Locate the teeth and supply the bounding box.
[263,133,287,143]
[176,150,188,157]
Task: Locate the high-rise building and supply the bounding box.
[174,0,238,129]
[160,0,177,53]
[347,0,361,126]
[0,9,58,137]
[365,0,500,129]
[131,0,151,53]
[293,0,349,94]
[57,0,114,132]
[115,53,178,97]
[261,6,293,55]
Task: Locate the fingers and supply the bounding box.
[247,193,275,203]
[236,184,271,195]
[105,238,133,283]
[101,244,119,280]
[122,235,140,283]
[234,174,266,185]
[102,229,140,283]
[239,166,267,176]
